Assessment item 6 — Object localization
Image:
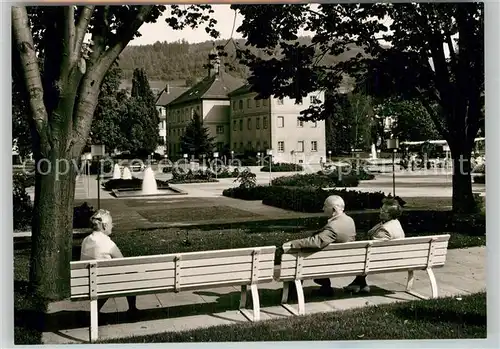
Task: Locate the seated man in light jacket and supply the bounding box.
[286,195,356,296]
[80,209,139,315]
[344,198,405,293]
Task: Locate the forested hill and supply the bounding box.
[118,37,364,85]
[118,39,251,83]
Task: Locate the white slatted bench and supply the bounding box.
[70,246,276,342]
[276,234,450,316]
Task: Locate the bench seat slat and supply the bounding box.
[370,248,447,261]
[182,260,275,277]
[371,241,448,254]
[280,248,367,262]
[280,254,367,269]
[181,253,274,269]
[370,254,446,270]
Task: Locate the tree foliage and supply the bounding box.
[180,111,215,158]
[232,3,484,213]
[324,92,374,155]
[374,99,441,142]
[12,4,219,300]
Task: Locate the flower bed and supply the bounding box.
[262,186,406,213]
[222,185,271,201]
[260,162,304,172]
[271,171,360,188]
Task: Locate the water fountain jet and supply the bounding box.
[112,164,121,179]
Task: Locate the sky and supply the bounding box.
[131,5,244,46]
[130,4,316,46]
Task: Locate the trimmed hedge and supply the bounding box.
[474,175,485,184]
[13,174,33,230]
[262,186,406,213]
[260,163,304,172]
[271,171,360,188]
[103,178,170,191]
[222,185,271,201]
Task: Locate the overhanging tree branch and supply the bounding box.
[12,6,48,138]
[74,5,94,58]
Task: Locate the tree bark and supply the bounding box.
[451,148,477,215]
[29,148,77,300]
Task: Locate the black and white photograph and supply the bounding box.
[9,1,491,345]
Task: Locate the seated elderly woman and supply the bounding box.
[344,198,405,294]
[80,209,138,315]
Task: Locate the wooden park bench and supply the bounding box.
[276,234,450,316]
[70,246,276,342]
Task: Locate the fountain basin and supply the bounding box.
[111,185,186,198]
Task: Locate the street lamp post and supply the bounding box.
[328,150,332,163]
[266,149,272,185]
[213,152,219,180]
[386,138,399,197]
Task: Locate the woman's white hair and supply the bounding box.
[90,209,113,232]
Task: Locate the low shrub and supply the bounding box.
[13,174,33,230]
[473,175,485,184]
[272,172,360,188]
[222,185,270,201]
[73,202,96,229]
[262,186,405,213]
[103,178,170,191]
[216,167,240,179]
[169,169,218,184]
[260,162,303,172]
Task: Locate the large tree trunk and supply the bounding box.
[451,148,477,215]
[30,149,77,300]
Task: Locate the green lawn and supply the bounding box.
[101,292,486,342]
[13,198,486,344]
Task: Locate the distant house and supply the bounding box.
[166,48,245,157]
[228,84,327,164]
[155,84,189,155]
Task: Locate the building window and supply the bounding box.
[297,141,304,152]
[312,121,317,128]
[233,142,237,150]
[247,118,252,130]
[247,141,252,150]
[277,98,284,105]
[278,141,285,152]
[233,120,237,131]
[256,99,260,108]
[256,141,261,150]
[311,141,318,151]
[297,118,304,127]
[263,99,268,106]
[239,142,244,151]
[277,116,284,128]
[239,119,243,131]
[217,142,224,150]
[263,141,269,149]
[216,125,224,134]
[310,95,321,104]
[256,117,261,129]
[239,100,243,110]
[232,101,237,110]
[263,116,268,129]
[247,98,251,108]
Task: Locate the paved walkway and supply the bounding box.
[42,246,486,344]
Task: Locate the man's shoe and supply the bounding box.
[360,285,370,293]
[314,286,334,297]
[344,283,361,293]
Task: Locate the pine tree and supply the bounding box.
[180,111,215,158]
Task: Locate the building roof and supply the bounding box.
[169,70,245,107]
[227,83,253,97]
[156,85,190,106]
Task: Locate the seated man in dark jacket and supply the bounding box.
[285,195,356,296]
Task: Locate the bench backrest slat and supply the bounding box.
[278,235,450,281]
[70,246,276,299]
